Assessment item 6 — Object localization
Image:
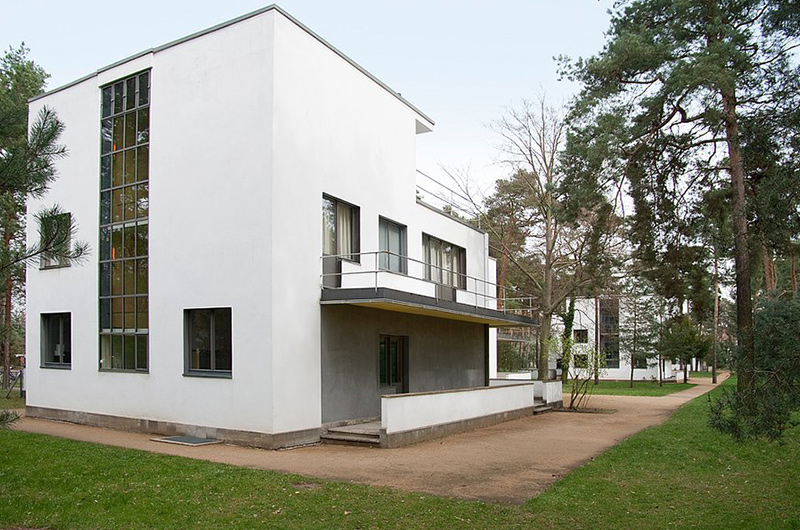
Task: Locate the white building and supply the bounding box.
[25,6,541,448]
[568,297,676,381]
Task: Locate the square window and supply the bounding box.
[185,308,232,377]
[41,313,71,368]
[573,329,589,344]
[422,234,466,289]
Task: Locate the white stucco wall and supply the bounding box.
[26,12,277,433]
[26,7,501,439]
[569,298,675,381]
[381,383,534,434]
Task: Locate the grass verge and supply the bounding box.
[0,379,797,529]
[563,379,696,397]
[0,394,25,410]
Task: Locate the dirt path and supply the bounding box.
[14,376,723,504]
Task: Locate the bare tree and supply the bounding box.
[444,96,621,379]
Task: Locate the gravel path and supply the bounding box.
[15,376,724,504]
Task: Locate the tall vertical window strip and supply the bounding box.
[99,71,150,372]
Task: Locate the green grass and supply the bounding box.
[563,379,697,396]
[0,393,25,410]
[0,379,798,529]
[690,370,714,378]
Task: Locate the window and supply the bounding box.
[40,212,73,269]
[185,308,232,377]
[41,313,71,368]
[99,71,150,372]
[322,195,360,262]
[423,234,466,289]
[379,217,407,274]
[379,335,406,389]
[573,329,588,344]
[598,298,620,369]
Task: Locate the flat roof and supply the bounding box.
[29,5,434,126]
[321,287,538,327]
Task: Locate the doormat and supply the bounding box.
[153,435,222,446]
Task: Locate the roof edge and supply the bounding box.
[29,4,435,125]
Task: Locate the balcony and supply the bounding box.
[320,251,537,327]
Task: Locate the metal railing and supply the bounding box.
[320,250,538,317]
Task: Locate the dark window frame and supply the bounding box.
[184,307,233,378]
[41,312,72,369]
[322,194,360,264]
[379,334,408,389]
[99,70,150,373]
[39,213,74,270]
[573,329,589,344]
[422,233,466,289]
[378,216,407,274]
[598,297,620,369]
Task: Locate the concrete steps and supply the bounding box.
[321,421,381,446]
[321,431,380,446]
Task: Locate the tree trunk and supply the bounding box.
[630,306,636,388]
[497,252,509,310]
[594,297,600,385]
[561,298,575,384]
[713,255,719,384]
[683,360,688,384]
[791,249,797,298]
[1,223,11,390]
[538,311,552,380]
[720,86,755,396]
[761,242,777,296]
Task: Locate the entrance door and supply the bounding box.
[379,335,408,394]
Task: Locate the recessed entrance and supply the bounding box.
[379,335,408,394]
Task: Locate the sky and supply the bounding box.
[1,0,615,197]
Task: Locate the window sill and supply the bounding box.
[99,368,149,374]
[41,363,71,370]
[183,371,232,379]
[39,263,71,271]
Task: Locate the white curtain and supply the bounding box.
[336,202,352,258]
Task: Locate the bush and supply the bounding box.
[709,297,800,440]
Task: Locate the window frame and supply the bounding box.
[184,307,233,379]
[99,69,151,373]
[573,329,589,344]
[422,233,466,289]
[39,212,73,270]
[41,312,72,369]
[322,194,360,264]
[378,216,407,274]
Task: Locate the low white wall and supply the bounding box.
[495,371,534,380]
[534,380,562,405]
[381,383,534,434]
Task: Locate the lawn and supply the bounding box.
[0,378,798,529]
[0,393,25,410]
[563,379,696,397]
[690,370,714,378]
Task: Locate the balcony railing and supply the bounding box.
[320,250,537,317]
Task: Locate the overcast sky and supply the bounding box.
[1,0,615,193]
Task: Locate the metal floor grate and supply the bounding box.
[153,435,222,446]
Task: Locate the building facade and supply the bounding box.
[26,6,537,448]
